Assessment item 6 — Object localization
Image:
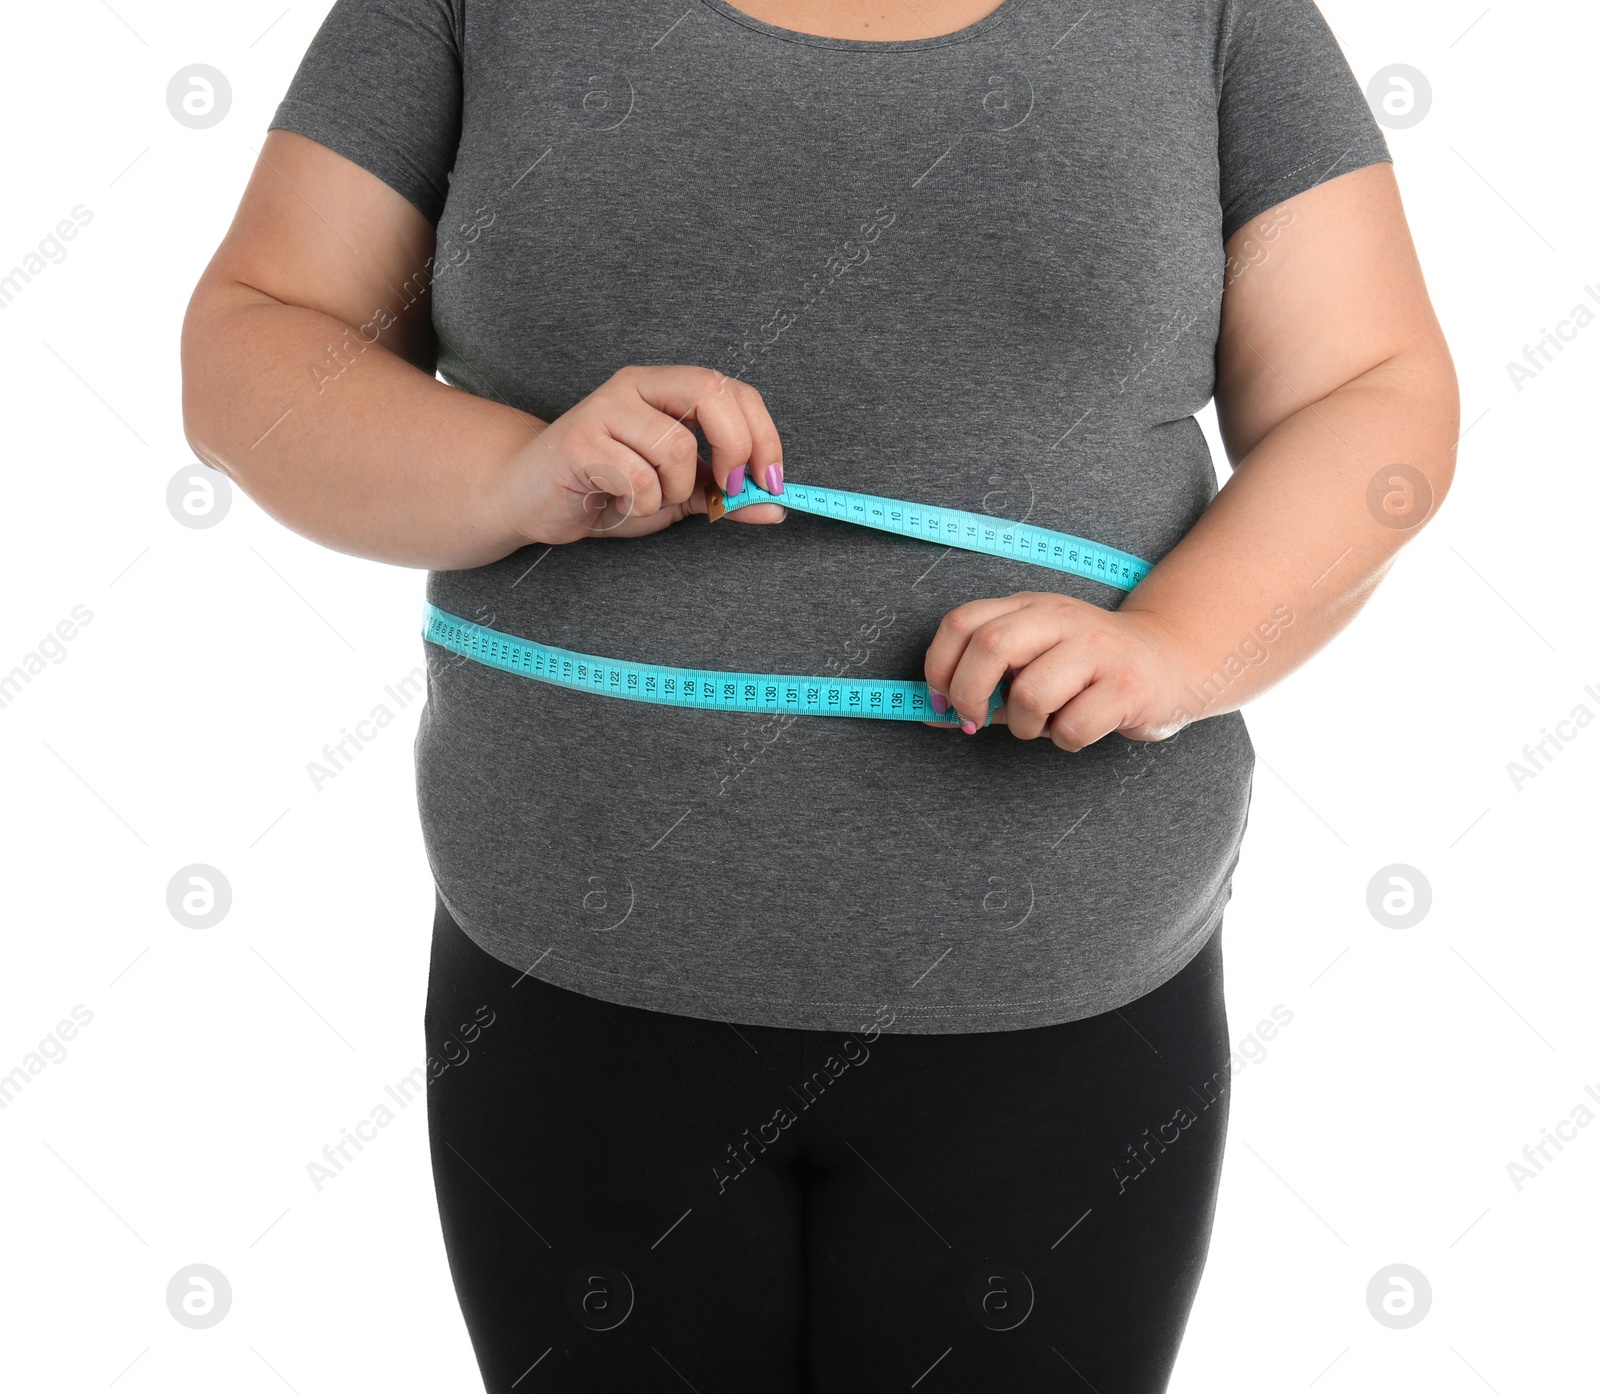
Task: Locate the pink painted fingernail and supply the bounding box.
[768,461,785,494]
[930,690,948,714]
[961,718,978,735]
[727,464,746,494]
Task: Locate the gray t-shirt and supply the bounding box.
[271,0,1389,1033]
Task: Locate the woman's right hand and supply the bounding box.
[497,364,788,545]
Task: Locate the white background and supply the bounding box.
[1,1,1595,1389]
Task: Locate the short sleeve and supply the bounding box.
[267,0,464,226]
[1216,0,1391,242]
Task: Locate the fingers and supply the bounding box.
[923,595,1047,731]
[677,455,787,526]
[614,364,786,499]
[1044,677,1133,752]
[1001,645,1097,741]
[586,387,698,512]
[728,377,784,494]
[724,501,788,524]
[569,437,677,538]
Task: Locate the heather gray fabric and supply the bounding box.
[270,0,1390,1032]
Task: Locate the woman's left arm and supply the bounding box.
[925,162,1460,743]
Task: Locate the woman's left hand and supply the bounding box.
[922,592,1196,748]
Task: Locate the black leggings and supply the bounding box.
[424,894,1232,1392]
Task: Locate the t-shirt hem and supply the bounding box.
[268,100,446,226]
[1221,146,1394,244]
[433,882,1231,1036]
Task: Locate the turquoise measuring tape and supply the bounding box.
[421,478,1152,725]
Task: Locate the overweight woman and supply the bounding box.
[181,0,1457,1388]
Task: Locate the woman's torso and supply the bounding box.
[416,0,1256,1032]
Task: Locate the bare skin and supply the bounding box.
[182,129,1456,753]
[714,0,1013,40]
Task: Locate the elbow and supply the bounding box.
[1410,333,1461,512]
[179,283,213,456]
[179,278,239,481]
[1368,333,1460,526]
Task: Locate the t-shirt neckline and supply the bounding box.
[694,0,1023,51]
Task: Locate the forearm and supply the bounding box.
[1119,350,1459,726]
[181,278,543,571]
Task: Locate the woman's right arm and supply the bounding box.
[181,130,785,572]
